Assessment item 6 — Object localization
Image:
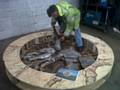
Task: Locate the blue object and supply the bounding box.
[75,28,83,47]
[99,0,108,8]
[56,68,79,81]
[84,11,101,25]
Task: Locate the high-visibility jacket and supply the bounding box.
[52,1,80,34]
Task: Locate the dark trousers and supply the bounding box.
[113,7,120,29]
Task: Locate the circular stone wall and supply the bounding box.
[3,30,114,90]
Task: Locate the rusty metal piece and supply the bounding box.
[29,54,51,61]
[39,48,56,54]
[79,56,95,68]
[45,77,62,87]
[40,62,50,71]
[23,48,56,61]
[23,52,38,60]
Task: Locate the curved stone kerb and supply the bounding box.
[3,30,114,90]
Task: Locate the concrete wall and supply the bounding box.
[0,0,79,40]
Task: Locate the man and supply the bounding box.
[47,0,83,52]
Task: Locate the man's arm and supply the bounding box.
[51,17,57,27]
[57,16,66,34]
[51,17,62,37]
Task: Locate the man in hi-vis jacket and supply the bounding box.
[47,0,84,52]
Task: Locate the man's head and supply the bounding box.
[47,5,59,18]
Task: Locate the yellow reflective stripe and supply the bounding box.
[56,5,63,16]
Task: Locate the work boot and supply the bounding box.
[76,46,84,53]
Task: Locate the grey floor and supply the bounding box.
[0,26,120,90]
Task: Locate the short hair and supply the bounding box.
[47,5,57,17]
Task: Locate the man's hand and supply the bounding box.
[52,26,64,39]
[60,36,65,41]
[55,28,64,37]
[56,29,61,36]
